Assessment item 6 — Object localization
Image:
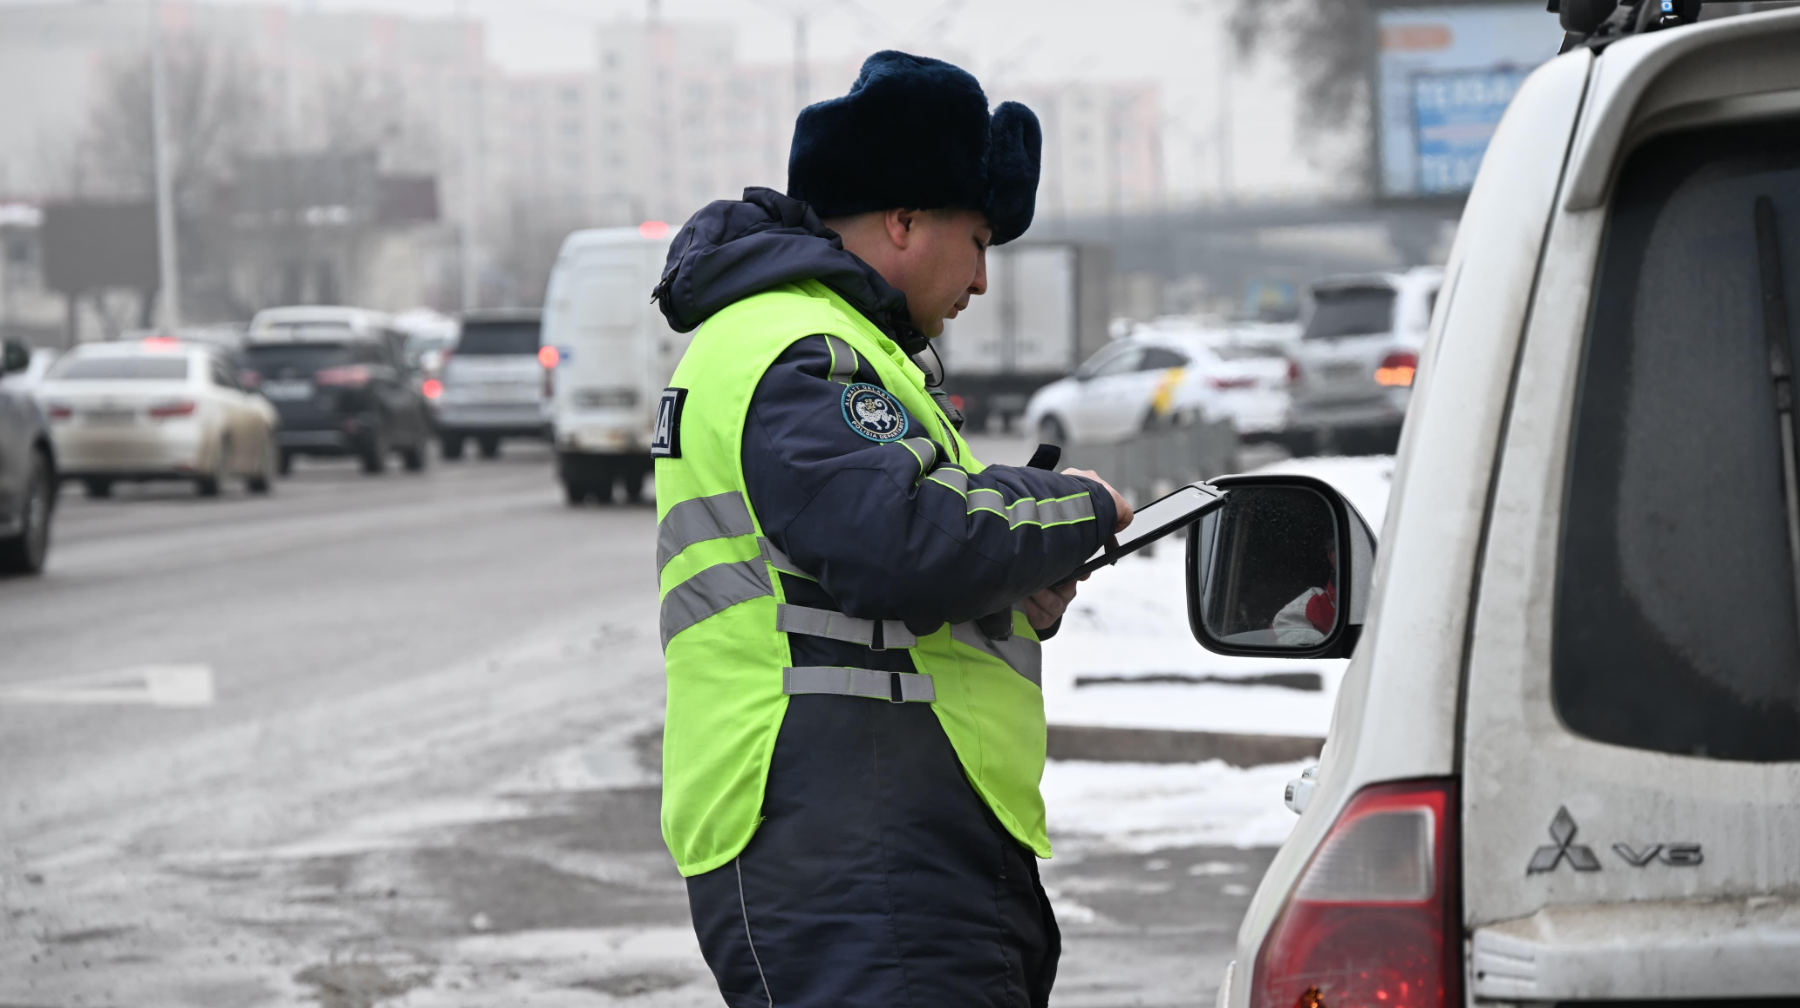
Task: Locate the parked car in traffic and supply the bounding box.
[0,339,55,573]
[241,323,432,475]
[435,308,547,460]
[1022,330,1289,445]
[37,338,278,498]
[1195,9,1800,1007]
[1283,266,1441,455]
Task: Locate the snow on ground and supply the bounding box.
[1044,759,1314,852]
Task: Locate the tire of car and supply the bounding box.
[84,478,113,499]
[361,428,389,475]
[278,449,294,476]
[247,437,276,494]
[440,434,465,461]
[0,448,53,575]
[478,435,501,459]
[622,467,646,504]
[196,439,227,497]
[401,440,428,472]
[563,481,589,507]
[1038,415,1068,446]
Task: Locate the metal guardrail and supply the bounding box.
[1059,418,1239,506]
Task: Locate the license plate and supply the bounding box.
[469,384,527,404]
[84,409,135,424]
[261,379,314,401]
[1323,362,1365,382]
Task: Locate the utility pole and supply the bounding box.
[456,0,480,312]
[149,0,182,332]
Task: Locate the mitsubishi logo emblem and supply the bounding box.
[1527,806,1601,873]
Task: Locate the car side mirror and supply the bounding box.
[1185,474,1377,660]
[1,339,29,375]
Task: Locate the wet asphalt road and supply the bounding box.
[0,441,1265,1007]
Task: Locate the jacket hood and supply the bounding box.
[653,188,929,355]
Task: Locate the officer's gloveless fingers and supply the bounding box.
[1024,582,1077,629]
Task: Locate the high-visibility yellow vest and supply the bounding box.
[655,279,1054,878]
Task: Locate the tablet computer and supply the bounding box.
[1069,480,1229,580]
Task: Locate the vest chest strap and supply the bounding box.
[776,603,918,649]
[782,666,936,704]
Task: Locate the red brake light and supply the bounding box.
[314,365,371,387]
[1210,375,1257,390]
[1375,351,1418,387]
[639,220,671,239]
[1251,779,1458,1008]
[46,402,73,421]
[538,345,561,368]
[142,336,180,350]
[421,378,443,400]
[1287,359,1301,384]
[148,400,196,418]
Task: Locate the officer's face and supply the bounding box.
[894,209,992,338]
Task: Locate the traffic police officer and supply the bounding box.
[650,50,1132,1008]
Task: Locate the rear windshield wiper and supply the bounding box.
[1753,195,1800,636]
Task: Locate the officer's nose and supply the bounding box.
[970,247,988,297]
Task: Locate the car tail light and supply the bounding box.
[1210,375,1258,390]
[421,378,443,400]
[148,400,196,419]
[1375,351,1418,387]
[1287,359,1302,384]
[314,365,372,387]
[46,402,73,421]
[538,345,561,368]
[1250,779,1459,1008]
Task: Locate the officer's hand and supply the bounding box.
[1062,468,1134,532]
[1024,580,1078,630]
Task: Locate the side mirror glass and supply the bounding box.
[1186,475,1376,659]
[1,339,30,375]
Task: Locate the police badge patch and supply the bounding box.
[840,383,909,442]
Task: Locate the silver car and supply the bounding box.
[1286,267,1441,455]
[436,309,547,460]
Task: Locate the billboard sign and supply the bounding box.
[1377,4,1556,199]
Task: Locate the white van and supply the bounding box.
[1189,8,1800,1006]
[542,227,688,505]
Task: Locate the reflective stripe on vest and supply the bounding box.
[783,665,937,703]
[950,620,1044,687]
[660,559,772,647]
[657,492,755,571]
[776,603,918,649]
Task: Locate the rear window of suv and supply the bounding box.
[456,321,540,355]
[1555,119,1800,762]
[1303,287,1395,340]
[245,342,380,376]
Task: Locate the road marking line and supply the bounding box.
[0,664,215,707]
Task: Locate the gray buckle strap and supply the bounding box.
[783,666,936,704]
[759,538,817,582]
[776,604,917,649]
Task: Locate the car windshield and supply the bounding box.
[457,321,540,355]
[1303,286,1395,340]
[244,343,373,377]
[48,355,189,380]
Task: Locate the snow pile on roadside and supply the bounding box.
[1043,759,1312,852]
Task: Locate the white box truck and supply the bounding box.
[935,241,1111,432]
[542,227,689,505]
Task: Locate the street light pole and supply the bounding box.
[149,0,182,332]
[456,0,480,312]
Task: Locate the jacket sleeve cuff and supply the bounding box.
[1073,476,1117,550]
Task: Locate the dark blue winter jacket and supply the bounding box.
[656,188,1115,636]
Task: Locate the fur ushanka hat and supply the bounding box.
[787,50,1042,246]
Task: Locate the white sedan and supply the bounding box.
[1023,334,1290,446]
[37,339,280,498]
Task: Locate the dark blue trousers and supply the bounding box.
[685,694,1060,1008]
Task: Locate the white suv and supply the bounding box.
[1184,8,1800,1006]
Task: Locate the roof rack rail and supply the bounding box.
[1548,0,1759,51]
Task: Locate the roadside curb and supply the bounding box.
[1047,724,1323,768]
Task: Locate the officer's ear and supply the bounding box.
[884,208,919,250]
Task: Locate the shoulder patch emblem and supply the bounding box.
[651,387,686,458]
[840,383,909,443]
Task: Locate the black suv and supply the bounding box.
[0,339,55,574]
[242,328,432,475]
